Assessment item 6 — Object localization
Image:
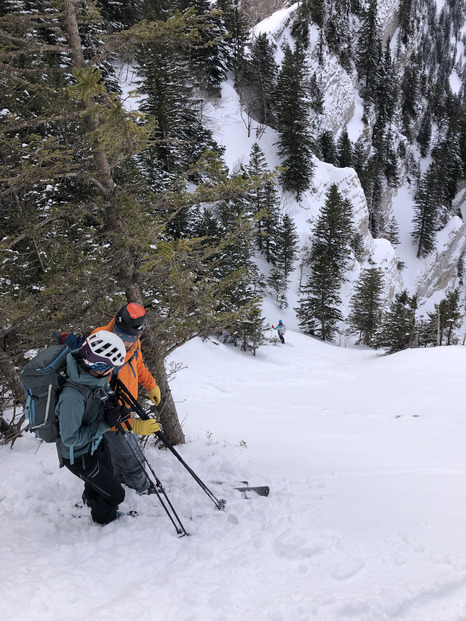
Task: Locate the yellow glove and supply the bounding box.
[131,418,160,436]
[148,385,161,406]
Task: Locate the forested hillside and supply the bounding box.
[1,0,465,441]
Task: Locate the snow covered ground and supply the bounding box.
[1,329,465,621]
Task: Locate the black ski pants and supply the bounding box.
[63,437,125,525]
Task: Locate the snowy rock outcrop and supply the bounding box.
[299,162,403,300]
[314,57,357,135]
[377,0,402,41]
[416,217,466,301]
[310,163,372,249]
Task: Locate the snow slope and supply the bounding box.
[1,330,465,621]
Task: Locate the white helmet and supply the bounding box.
[80,331,126,373]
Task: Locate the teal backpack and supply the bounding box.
[21,345,90,443]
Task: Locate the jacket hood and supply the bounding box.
[103,318,116,332]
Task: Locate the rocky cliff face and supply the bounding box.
[251,0,466,316]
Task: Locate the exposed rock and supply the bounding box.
[416,218,466,300]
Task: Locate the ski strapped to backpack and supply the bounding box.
[21,344,91,443]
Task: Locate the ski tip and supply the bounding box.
[255,486,270,497]
[235,486,270,497]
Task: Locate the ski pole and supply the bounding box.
[113,378,226,511]
[122,428,188,537]
[105,393,188,537]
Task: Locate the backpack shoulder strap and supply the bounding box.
[113,343,139,378]
[62,376,94,403]
[55,377,94,469]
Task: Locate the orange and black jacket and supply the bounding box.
[91,319,157,427]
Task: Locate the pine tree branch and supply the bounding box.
[0,40,71,58]
[2,216,57,249]
[0,111,83,134]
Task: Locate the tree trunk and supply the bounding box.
[154,361,185,445]
[61,0,185,444]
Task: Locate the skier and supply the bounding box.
[91,303,161,495]
[272,320,286,344]
[56,331,129,525]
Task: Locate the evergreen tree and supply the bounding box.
[235,300,267,356]
[412,168,438,258]
[246,143,280,261]
[348,267,385,345]
[356,0,382,103]
[430,129,463,213]
[424,289,463,345]
[398,0,415,46]
[337,128,353,168]
[137,39,220,180]
[268,213,299,309]
[325,0,353,71]
[459,102,466,178]
[214,192,267,353]
[352,137,367,177]
[280,214,300,280]
[291,0,314,47]
[386,217,400,245]
[417,109,432,157]
[308,72,324,115]
[318,131,337,165]
[242,32,278,126]
[312,184,353,278]
[217,0,248,80]
[132,0,177,21]
[273,44,315,199]
[400,52,423,140]
[184,0,232,95]
[382,132,400,188]
[268,268,289,310]
[189,205,221,240]
[296,184,353,341]
[375,290,418,353]
[375,41,397,126]
[308,0,325,28]
[296,246,343,341]
[99,0,142,30]
[260,180,282,262]
[359,157,384,237]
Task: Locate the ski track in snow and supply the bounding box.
[2,332,466,620]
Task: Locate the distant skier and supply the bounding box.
[272,320,286,344]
